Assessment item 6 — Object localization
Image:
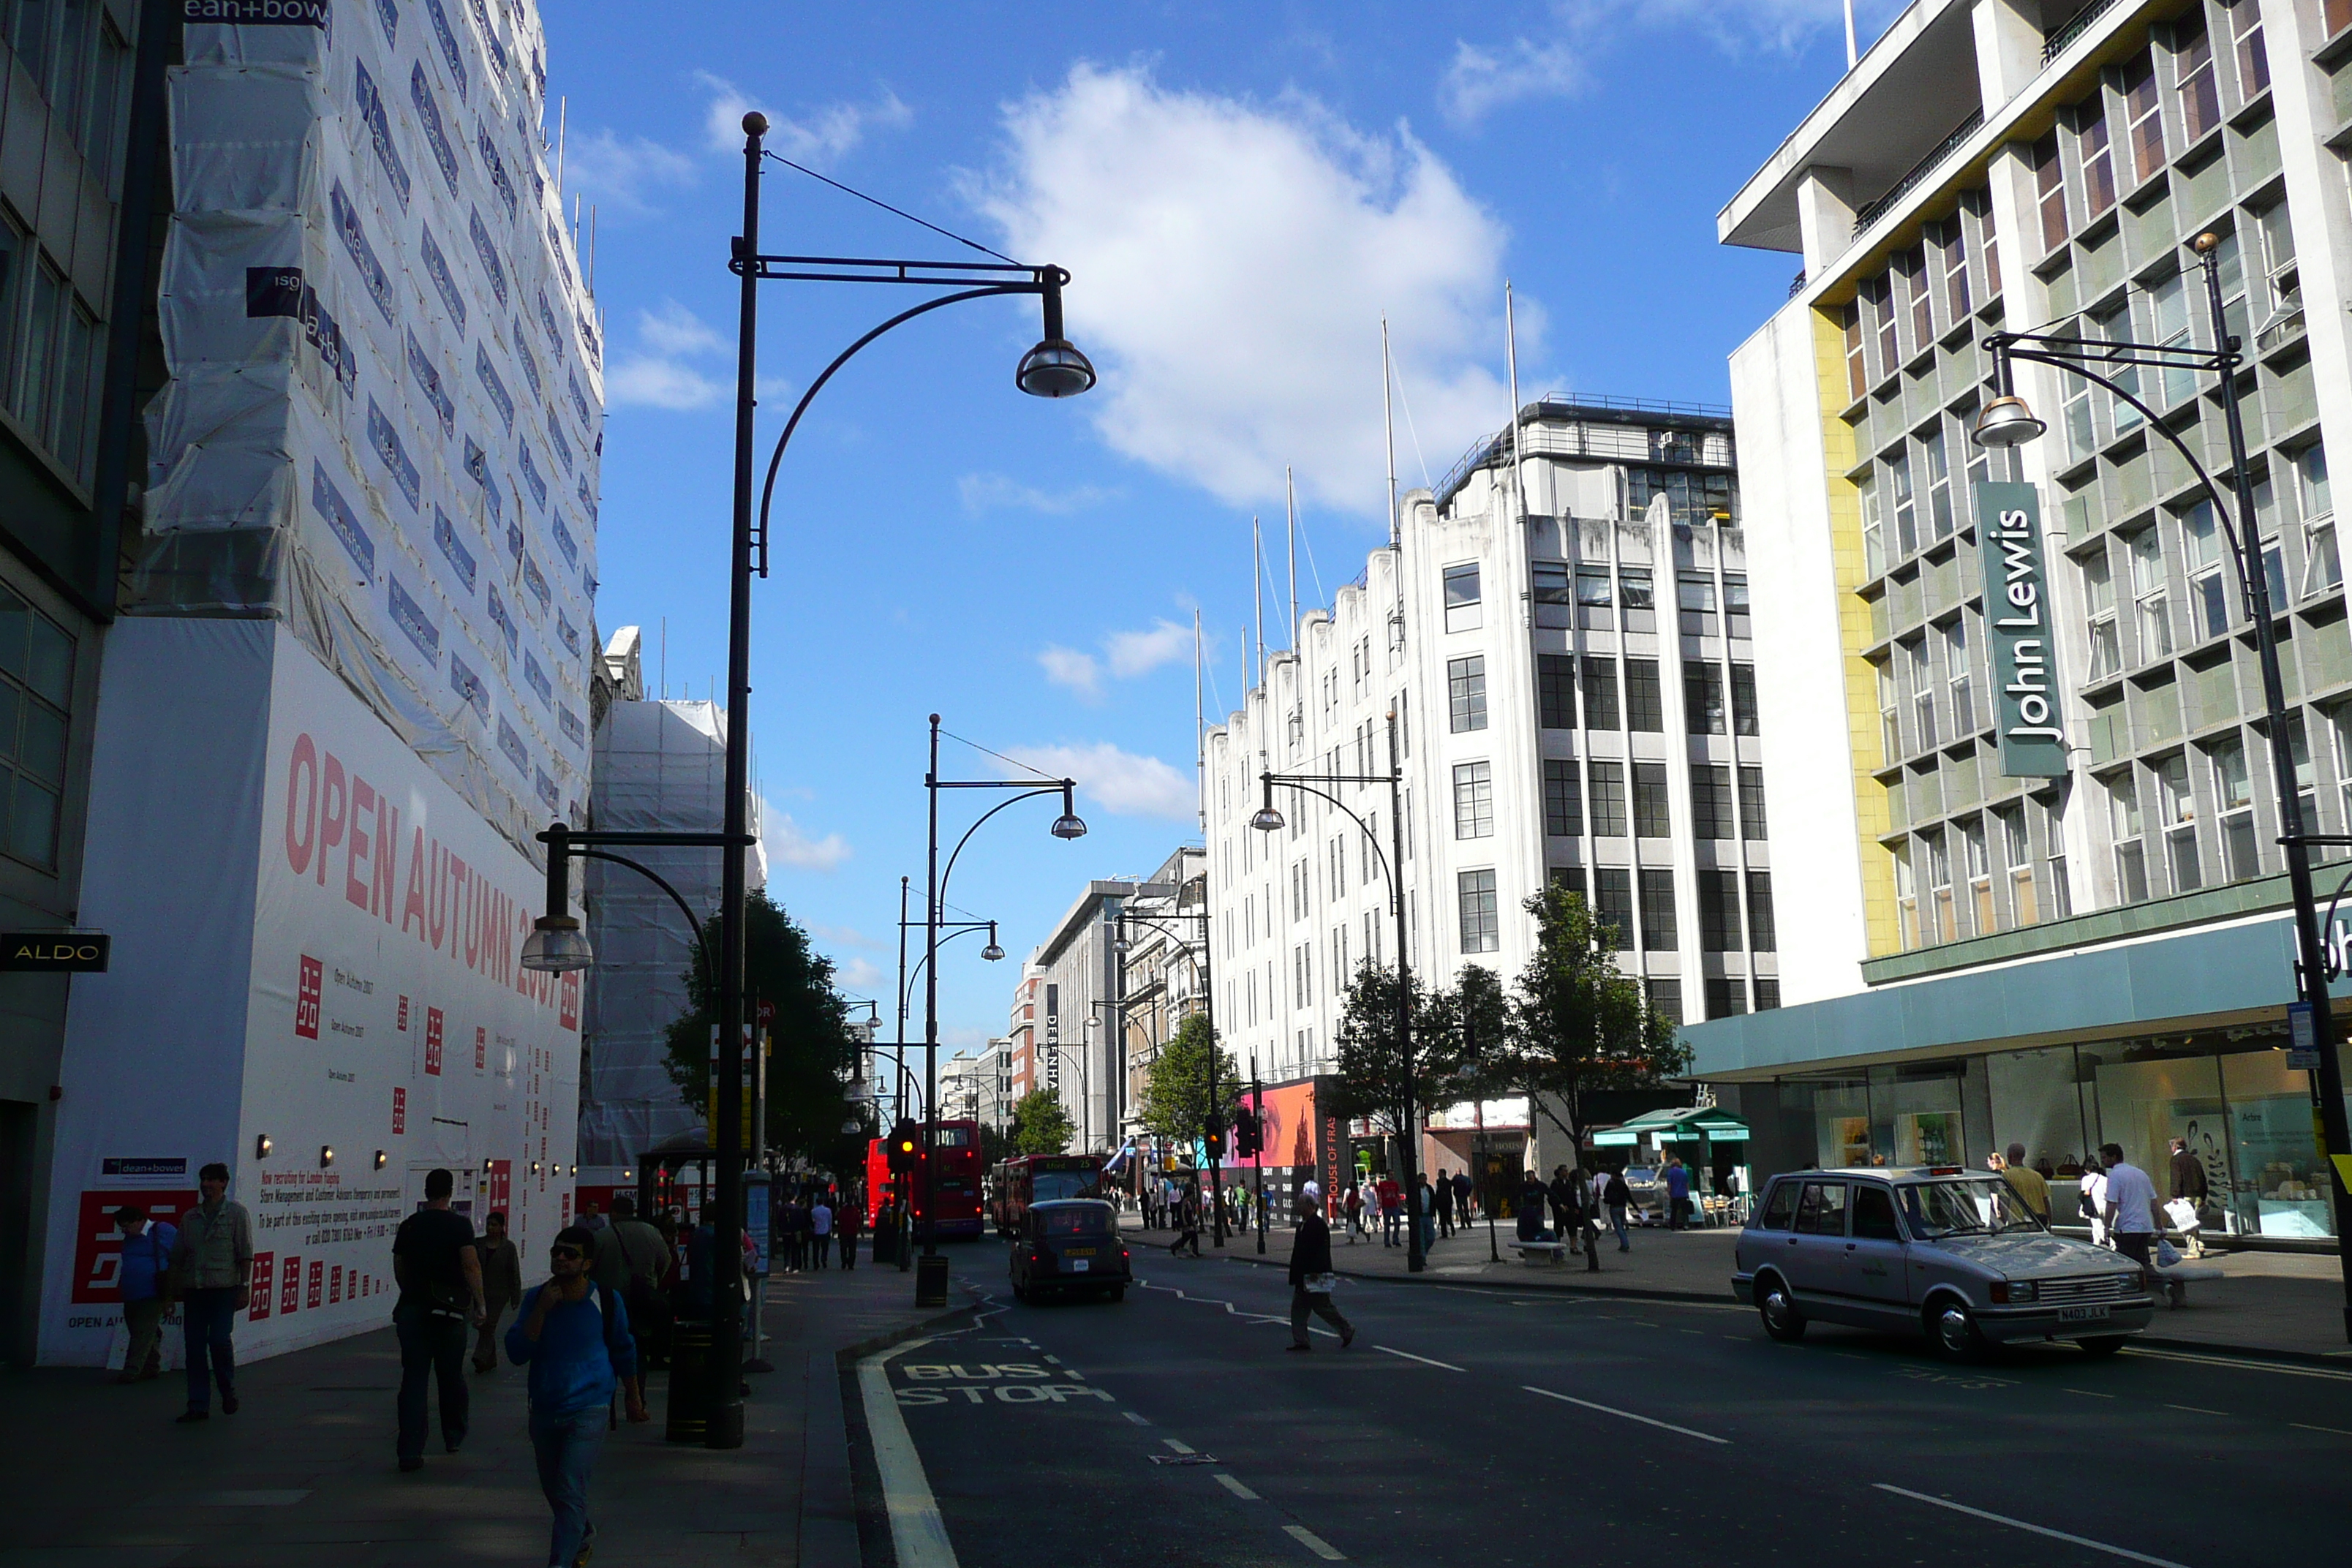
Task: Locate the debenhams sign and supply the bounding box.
[1977,482,2068,778]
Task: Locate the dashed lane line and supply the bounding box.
[1872,1484,2190,1568]
[1215,1474,1261,1500]
[1522,1385,1729,1444]
[1284,1524,1348,1560]
[1373,1345,1465,1371]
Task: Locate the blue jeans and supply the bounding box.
[181,1287,238,1411]
[396,1307,470,1460]
[530,1404,607,1567]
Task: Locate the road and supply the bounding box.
[856,1238,2352,1568]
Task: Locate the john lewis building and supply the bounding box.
[1688,0,2352,1240]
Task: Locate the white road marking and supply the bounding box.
[1215,1473,1260,1500]
[1872,1484,2189,1568]
[1522,1385,1728,1444]
[1161,1438,1196,1455]
[858,1338,958,1568]
[2122,1345,2352,1382]
[1284,1524,1348,1560]
[1373,1345,1464,1371]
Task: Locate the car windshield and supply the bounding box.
[1901,1178,2045,1238]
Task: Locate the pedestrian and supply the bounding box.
[2167,1137,2209,1258]
[1997,1142,2050,1222]
[166,1161,253,1423]
[810,1194,834,1270]
[1377,1175,1402,1246]
[392,1167,484,1471]
[1603,1166,1632,1251]
[1452,1169,1474,1229]
[113,1204,177,1384]
[837,1194,860,1269]
[471,1210,524,1373]
[2099,1143,2163,1273]
[508,1225,646,1568]
[2078,1158,2111,1247]
[1665,1156,1692,1230]
[1284,1183,1355,1352]
[1171,1183,1204,1257]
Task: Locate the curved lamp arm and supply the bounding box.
[1263,777,1399,915]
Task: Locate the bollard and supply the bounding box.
[665,1317,712,1444]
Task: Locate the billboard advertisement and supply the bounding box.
[40,620,578,1365]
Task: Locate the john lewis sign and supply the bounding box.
[1977,482,2069,777]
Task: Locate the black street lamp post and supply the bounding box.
[1251,709,1422,1272]
[1977,232,2352,1341]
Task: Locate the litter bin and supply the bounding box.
[665,1317,712,1444]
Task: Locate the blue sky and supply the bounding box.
[545,1,1901,1058]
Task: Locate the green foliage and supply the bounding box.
[1006,1088,1075,1156]
[1325,959,1459,1136]
[662,890,864,1173]
[1136,1011,1243,1147]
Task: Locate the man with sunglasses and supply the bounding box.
[509,1225,644,1568]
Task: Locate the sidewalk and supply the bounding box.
[0,1254,954,1568]
[1126,1215,2352,1362]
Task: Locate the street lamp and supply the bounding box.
[1254,708,1422,1272]
[1977,231,2352,1341]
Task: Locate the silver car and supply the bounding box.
[1732,1167,2155,1358]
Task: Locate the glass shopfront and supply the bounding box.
[1767,1022,2348,1240]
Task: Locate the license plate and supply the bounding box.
[2058,1305,2110,1322]
[1070,1259,1090,1272]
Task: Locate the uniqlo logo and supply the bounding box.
[397,995,410,1032]
[279,1256,301,1315]
[295,955,323,1039]
[475,1025,487,1071]
[306,1260,323,1309]
[391,1086,407,1134]
[329,1264,343,1304]
[248,1252,274,1319]
[423,1007,445,1076]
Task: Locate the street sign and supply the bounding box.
[0,932,109,973]
[2288,1002,2319,1070]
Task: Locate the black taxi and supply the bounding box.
[1009,1198,1130,1303]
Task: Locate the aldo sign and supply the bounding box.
[1977,482,2069,778]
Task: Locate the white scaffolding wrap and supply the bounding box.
[138,1,602,864]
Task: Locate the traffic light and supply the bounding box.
[1232,1109,1261,1158]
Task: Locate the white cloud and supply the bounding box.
[1006,742,1196,822]
[1104,619,1191,679]
[1037,647,1101,701]
[765,810,852,872]
[698,72,913,166]
[975,65,1516,518]
[957,472,1119,515]
[563,127,698,216]
[606,301,730,410]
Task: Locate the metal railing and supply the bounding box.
[1851,108,1985,233]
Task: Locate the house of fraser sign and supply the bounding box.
[1976,482,2069,778]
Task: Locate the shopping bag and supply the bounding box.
[2163,1198,2201,1232]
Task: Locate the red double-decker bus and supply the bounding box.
[865,1120,985,1240]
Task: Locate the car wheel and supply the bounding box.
[2076,1335,2128,1358]
[1757,1277,1806,1342]
[1928,1300,1983,1361]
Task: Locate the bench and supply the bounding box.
[1508,1240,1569,1267]
[2148,1262,2225,1308]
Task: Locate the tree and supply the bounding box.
[662,890,864,1176]
[1324,959,1458,1143]
[1496,881,1690,1156]
[1136,1011,1242,1151]
[1006,1088,1075,1156]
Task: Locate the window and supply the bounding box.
[0,584,73,870]
[2079,105,2117,219]
[1639,868,1677,951]
[1458,870,1499,954]
[1906,637,1937,751]
[2156,751,2200,893]
[1447,655,1487,732]
[1624,658,1663,732]
[1943,619,1975,734]
[1677,570,1717,636]
[1891,451,1918,558]
[1443,562,1482,633]
[2176,23,2220,141]
[2123,53,2165,183]
[1724,573,1751,639]
[2130,527,2172,660]
[1532,562,1572,629]
[1731,663,1759,736]
[2184,502,2228,639]
[1901,245,1933,351]
[2034,134,2068,252]
[2230,1,2268,99]
[2082,545,2121,680]
[1543,759,1581,837]
[2296,444,2340,598]
[1925,429,1954,541]
[2211,734,2259,881]
[1537,652,1575,728]
[1747,871,1776,951]
[1961,815,1996,935]
[1588,761,1627,837]
[1581,656,1620,730]
[1620,568,1656,633]
[1691,764,1733,840]
[1575,565,1613,630]
[2111,772,2149,902]
[1593,867,1635,951]
[1644,978,1682,1025]
[1844,304,1868,400]
[1738,766,1768,840]
[1632,763,1671,838]
[1940,222,1971,323]
[1698,870,1741,952]
[1452,761,1494,840]
[1704,977,1746,1019]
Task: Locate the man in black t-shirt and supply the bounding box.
[392,1168,484,1471]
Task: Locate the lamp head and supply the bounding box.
[1972,393,2046,450]
[520,915,595,973]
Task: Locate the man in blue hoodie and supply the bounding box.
[507,1225,644,1567]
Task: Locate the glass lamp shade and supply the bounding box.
[1051,812,1089,840]
[1249,805,1286,833]
[520,915,595,973]
[1016,338,1097,398]
[1973,394,2046,449]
